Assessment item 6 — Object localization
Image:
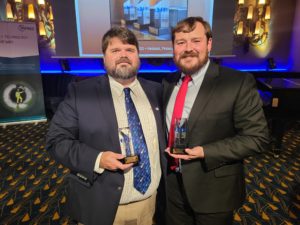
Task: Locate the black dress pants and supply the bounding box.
[166,172,233,225]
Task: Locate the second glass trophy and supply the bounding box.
[119,127,139,164]
[171,118,188,154]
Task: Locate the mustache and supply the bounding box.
[116,57,132,65]
[180,51,198,59]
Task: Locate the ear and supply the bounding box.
[207,38,212,52]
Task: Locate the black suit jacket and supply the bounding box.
[46,75,167,225]
[163,62,270,213]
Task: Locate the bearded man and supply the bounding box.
[46,27,166,225]
[163,17,270,225]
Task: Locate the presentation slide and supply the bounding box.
[76,0,213,57]
[53,0,235,58]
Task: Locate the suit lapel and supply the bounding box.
[96,76,121,153]
[188,63,219,132]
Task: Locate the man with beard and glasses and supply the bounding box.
[46,27,166,225]
[163,17,270,225]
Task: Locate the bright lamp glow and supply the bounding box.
[6,3,13,19]
[28,4,35,19]
[38,0,45,5]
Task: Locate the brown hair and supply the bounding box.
[102,26,139,54]
[171,17,212,44]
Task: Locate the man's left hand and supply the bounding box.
[165,146,205,160]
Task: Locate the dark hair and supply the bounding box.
[102,26,139,54]
[171,17,212,44]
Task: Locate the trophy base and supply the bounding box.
[120,155,139,164]
[171,147,187,154]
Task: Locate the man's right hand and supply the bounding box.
[100,151,133,171]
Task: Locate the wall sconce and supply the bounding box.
[38,0,45,5]
[6,3,13,20]
[233,0,271,47]
[39,21,46,36]
[3,0,55,48]
[48,6,53,20]
[28,4,36,20]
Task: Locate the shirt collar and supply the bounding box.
[180,59,210,85]
[108,75,139,97]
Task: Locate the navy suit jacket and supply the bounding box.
[46,75,167,225]
[163,62,270,212]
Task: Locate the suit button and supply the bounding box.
[117,186,122,191]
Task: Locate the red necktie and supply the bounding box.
[168,75,192,170]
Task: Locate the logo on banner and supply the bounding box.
[17,24,35,32]
[1,82,35,112]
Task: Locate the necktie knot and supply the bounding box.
[183,75,192,83]
[124,87,131,96]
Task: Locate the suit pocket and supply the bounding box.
[67,172,92,188]
[214,163,243,177]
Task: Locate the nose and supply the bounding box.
[185,41,193,51]
[120,49,129,58]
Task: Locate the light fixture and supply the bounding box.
[38,0,45,5]
[1,0,55,47]
[265,6,271,20]
[247,5,253,20]
[28,4,35,19]
[234,0,271,46]
[254,21,261,35]
[237,21,243,35]
[6,3,14,19]
[39,21,46,36]
[49,6,54,20]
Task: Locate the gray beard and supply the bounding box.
[109,66,137,80]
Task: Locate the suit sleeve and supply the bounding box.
[46,82,99,183]
[202,73,270,171]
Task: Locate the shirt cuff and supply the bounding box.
[94,152,105,174]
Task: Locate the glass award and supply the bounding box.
[119,127,139,164]
[171,118,188,154]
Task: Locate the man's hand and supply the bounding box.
[165,146,205,160]
[100,151,133,171]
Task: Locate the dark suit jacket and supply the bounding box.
[46,75,167,225]
[163,62,270,213]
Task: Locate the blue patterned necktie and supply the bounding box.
[124,88,151,194]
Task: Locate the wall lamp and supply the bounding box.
[4,0,55,47]
[233,0,271,46]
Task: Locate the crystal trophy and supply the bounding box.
[119,127,139,164]
[171,118,188,154]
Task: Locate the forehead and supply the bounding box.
[107,37,136,49]
[174,22,206,40]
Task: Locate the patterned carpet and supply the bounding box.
[0,122,299,225]
[233,124,300,225]
[0,123,69,225]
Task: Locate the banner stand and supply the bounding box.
[0,21,47,126]
[0,117,47,129]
